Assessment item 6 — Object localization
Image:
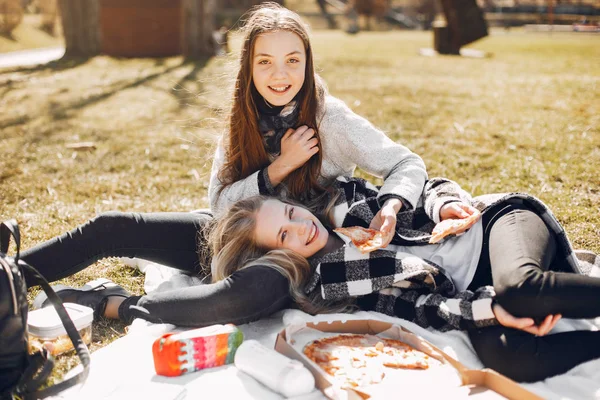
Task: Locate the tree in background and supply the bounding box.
[182,0,217,58]
[57,0,218,58]
[57,0,100,56]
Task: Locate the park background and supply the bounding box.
[0,0,599,383]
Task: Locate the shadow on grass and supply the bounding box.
[0,55,88,76]
[0,56,213,129]
[0,56,88,100]
[46,58,194,121]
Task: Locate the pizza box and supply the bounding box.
[274,319,542,400]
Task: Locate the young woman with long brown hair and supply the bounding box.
[210,3,426,223]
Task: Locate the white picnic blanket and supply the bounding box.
[56,259,600,400]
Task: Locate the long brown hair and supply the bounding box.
[218,2,328,201]
[208,194,355,314]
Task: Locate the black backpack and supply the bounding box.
[0,220,90,399]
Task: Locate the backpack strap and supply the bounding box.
[16,349,55,394]
[18,261,91,399]
[0,219,20,261]
[1,220,90,399]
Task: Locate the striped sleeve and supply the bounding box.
[423,178,475,223]
[357,286,498,332]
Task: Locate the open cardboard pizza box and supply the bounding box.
[274,319,542,400]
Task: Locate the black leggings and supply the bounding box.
[21,211,292,327]
[467,205,600,382]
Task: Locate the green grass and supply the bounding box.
[1,29,598,384]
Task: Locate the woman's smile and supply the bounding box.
[269,85,292,94]
[254,199,328,257]
[306,221,318,245]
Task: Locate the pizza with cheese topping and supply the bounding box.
[334,227,384,253]
[303,334,438,397]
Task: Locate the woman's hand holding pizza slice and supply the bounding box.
[369,198,403,248]
[430,202,482,244]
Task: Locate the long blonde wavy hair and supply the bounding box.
[208,195,355,314]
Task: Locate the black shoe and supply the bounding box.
[34,278,130,320]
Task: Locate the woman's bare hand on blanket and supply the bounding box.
[493,302,562,336]
[369,198,402,249]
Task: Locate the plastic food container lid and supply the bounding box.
[28,303,94,339]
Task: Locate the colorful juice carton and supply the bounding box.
[152,324,244,377]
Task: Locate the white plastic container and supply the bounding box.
[28,303,93,356]
[234,339,315,398]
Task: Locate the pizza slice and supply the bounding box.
[429,211,481,244]
[334,226,384,253]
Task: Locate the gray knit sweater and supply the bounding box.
[208,95,428,215]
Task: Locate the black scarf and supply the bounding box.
[256,97,300,160]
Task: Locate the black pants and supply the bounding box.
[467,205,600,382]
[21,211,292,327]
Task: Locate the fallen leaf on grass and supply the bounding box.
[65,142,96,151]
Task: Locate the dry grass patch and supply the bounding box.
[0,29,598,384]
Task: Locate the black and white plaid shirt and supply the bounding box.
[305,177,599,332]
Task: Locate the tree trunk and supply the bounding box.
[182,0,217,59]
[57,0,100,56]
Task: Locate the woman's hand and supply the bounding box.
[369,198,402,249]
[438,202,480,235]
[440,202,479,221]
[268,126,319,186]
[493,302,562,336]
